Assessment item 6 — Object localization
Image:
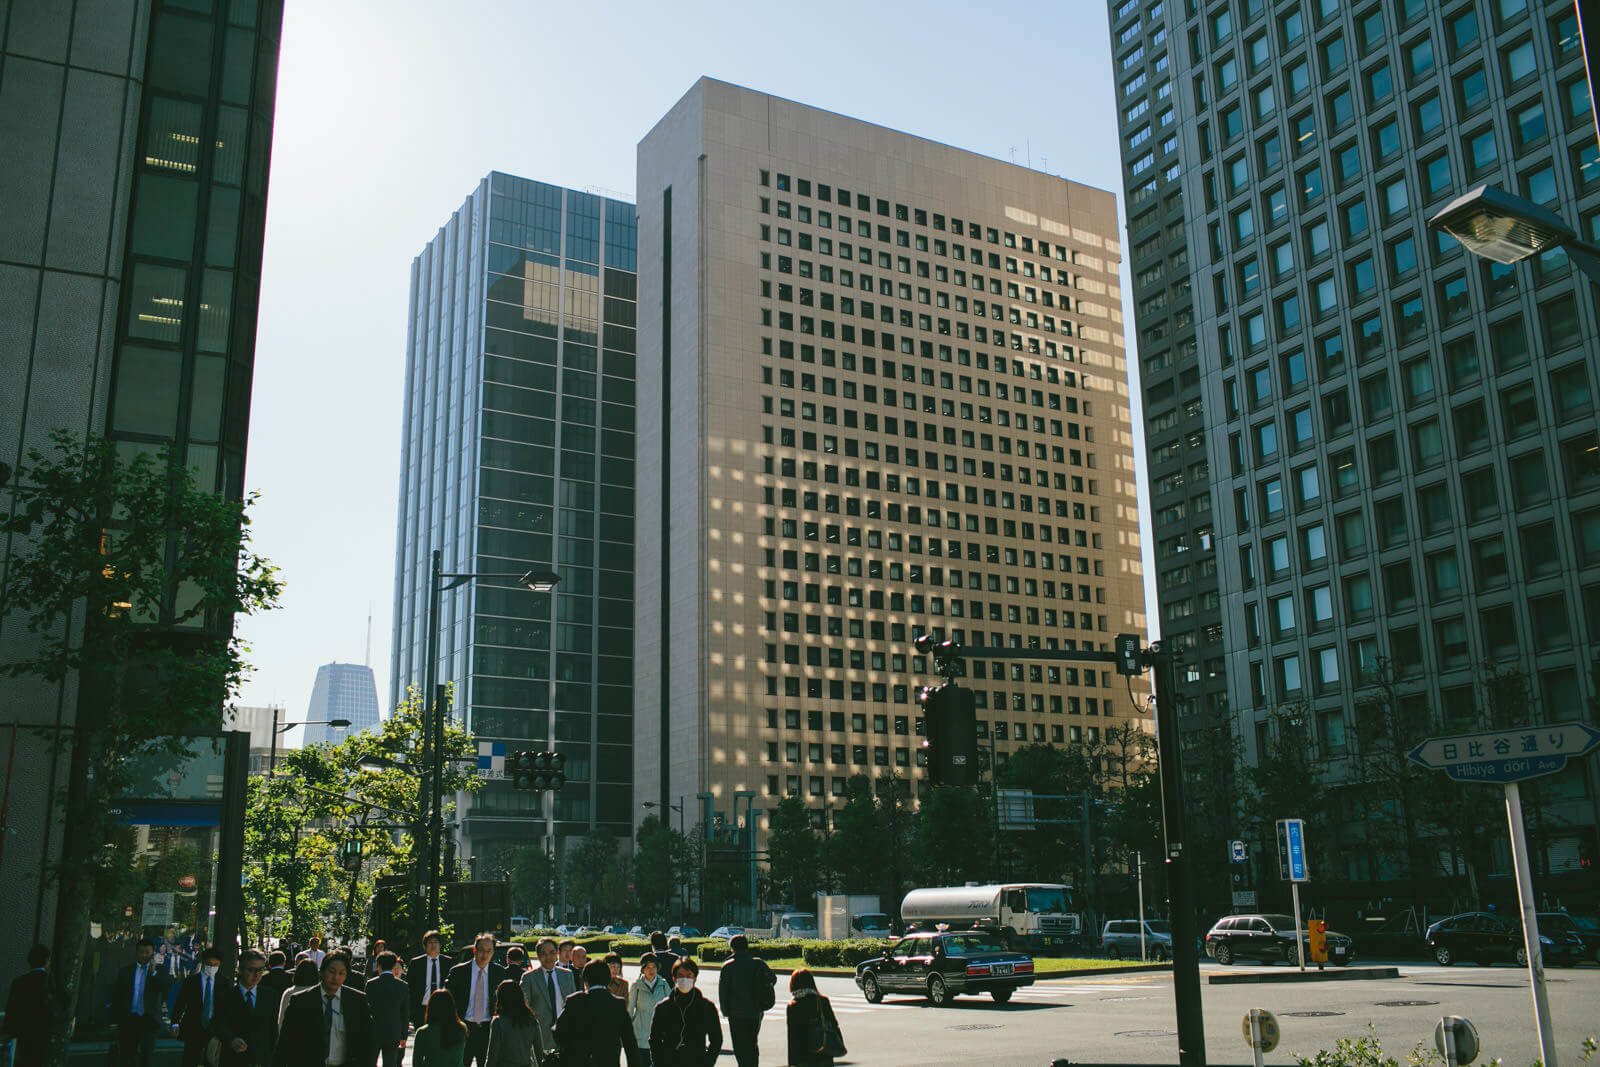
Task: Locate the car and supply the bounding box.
[854,929,1035,1006]
[667,925,703,939]
[1422,911,1571,967]
[1204,914,1354,966]
[1537,913,1600,966]
[554,924,581,937]
[1102,919,1173,961]
[709,926,745,941]
[627,926,647,937]
[510,916,533,935]
[601,925,631,936]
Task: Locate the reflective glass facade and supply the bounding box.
[303,662,382,745]
[1109,0,1600,885]
[392,174,637,864]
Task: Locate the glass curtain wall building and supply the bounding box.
[392,173,638,873]
[0,0,282,979]
[1110,0,1600,892]
[303,662,382,745]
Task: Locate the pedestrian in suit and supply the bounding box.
[273,952,373,1067]
[2,944,59,1067]
[258,951,291,1021]
[112,938,169,1067]
[410,929,449,1028]
[366,941,390,980]
[519,938,575,1063]
[638,933,678,980]
[171,945,225,1067]
[555,960,641,1067]
[717,936,775,1067]
[503,946,528,984]
[366,951,411,1067]
[338,947,366,991]
[446,933,505,1067]
[209,948,275,1067]
[483,980,539,1067]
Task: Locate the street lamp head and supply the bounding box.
[329,719,352,729]
[519,570,560,593]
[1428,184,1576,265]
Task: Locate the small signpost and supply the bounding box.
[1230,839,1248,863]
[1242,1008,1280,1067]
[1275,818,1308,970]
[140,891,174,928]
[1409,721,1600,1067]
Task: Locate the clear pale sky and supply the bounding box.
[235,0,1154,727]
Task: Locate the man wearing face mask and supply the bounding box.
[554,959,640,1066]
[171,947,224,1067]
[648,959,721,1067]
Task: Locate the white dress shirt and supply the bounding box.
[324,988,346,1066]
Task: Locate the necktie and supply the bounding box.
[546,970,559,1018]
[203,977,212,1025]
[430,958,438,993]
[247,988,255,1009]
[132,967,143,1013]
[324,994,334,1039]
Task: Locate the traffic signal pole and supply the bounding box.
[914,633,1206,1067]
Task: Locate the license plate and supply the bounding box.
[1044,938,1061,946]
[991,963,1014,976]
[1334,947,1346,956]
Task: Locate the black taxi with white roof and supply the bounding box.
[854,928,1036,1005]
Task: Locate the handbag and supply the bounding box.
[807,998,846,1058]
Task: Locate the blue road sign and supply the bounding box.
[1276,818,1308,882]
[1407,723,1600,784]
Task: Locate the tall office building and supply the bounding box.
[303,662,382,745]
[0,0,283,973]
[635,79,1150,837]
[392,173,638,870]
[1109,0,1600,883]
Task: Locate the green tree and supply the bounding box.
[822,775,884,892]
[766,796,821,906]
[564,835,633,921]
[912,786,993,886]
[634,815,680,921]
[1241,705,1329,913]
[0,431,282,1060]
[874,771,917,912]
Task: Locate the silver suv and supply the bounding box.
[1101,919,1173,960]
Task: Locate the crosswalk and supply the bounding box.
[768,975,1162,1016]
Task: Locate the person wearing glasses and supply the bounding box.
[210,949,275,1066]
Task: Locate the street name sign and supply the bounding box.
[1275,818,1308,882]
[1407,723,1600,783]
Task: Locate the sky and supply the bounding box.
[235,0,1154,728]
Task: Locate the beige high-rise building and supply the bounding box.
[634,78,1148,840]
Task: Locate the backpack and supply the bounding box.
[756,960,776,1013]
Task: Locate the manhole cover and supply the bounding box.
[1283,1011,1346,1017]
[948,1024,1005,1031]
[1375,1000,1438,1007]
[1117,1030,1179,1038]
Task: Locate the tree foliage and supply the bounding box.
[912,786,993,886]
[766,796,822,906]
[0,431,283,1058]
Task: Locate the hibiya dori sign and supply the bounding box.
[1408,722,1600,1067]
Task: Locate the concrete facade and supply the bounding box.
[635,79,1150,839]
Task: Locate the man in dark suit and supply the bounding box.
[407,929,447,1028]
[208,948,274,1066]
[273,951,373,1067]
[112,938,169,1067]
[554,960,641,1067]
[364,951,410,1067]
[170,945,224,1067]
[365,940,389,979]
[2,944,59,1067]
[503,945,528,983]
[256,951,291,1039]
[446,933,505,1067]
[520,938,576,1063]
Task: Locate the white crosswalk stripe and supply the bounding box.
[762,976,1160,1015]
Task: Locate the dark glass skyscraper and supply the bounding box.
[1110,0,1600,894]
[392,173,637,873]
[0,0,283,975]
[303,662,382,745]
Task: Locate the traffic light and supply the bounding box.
[919,683,977,788]
[1115,633,1144,676]
[510,751,566,791]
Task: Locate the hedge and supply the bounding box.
[696,940,813,963]
[801,939,892,968]
[512,935,711,961]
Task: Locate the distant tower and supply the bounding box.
[303,663,381,745]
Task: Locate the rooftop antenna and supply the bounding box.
[1010,146,1018,164]
[365,603,372,667]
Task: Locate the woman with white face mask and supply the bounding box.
[647,959,722,1067]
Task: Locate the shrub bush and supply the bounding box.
[697,939,811,963]
[802,939,892,968]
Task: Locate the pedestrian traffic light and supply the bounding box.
[919,683,977,788]
[510,751,566,791]
[1115,633,1144,676]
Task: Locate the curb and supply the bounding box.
[1207,965,1401,985]
[1036,963,1174,980]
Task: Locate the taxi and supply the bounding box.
[854,928,1035,1005]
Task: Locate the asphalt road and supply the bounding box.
[696,960,1600,1066]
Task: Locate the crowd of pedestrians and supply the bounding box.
[2,928,845,1067]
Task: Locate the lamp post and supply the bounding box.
[418,549,558,930]
[1427,183,1600,284]
[267,713,351,775]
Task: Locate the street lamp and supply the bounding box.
[1427,183,1600,283]
[268,713,351,775]
[418,549,558,931]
